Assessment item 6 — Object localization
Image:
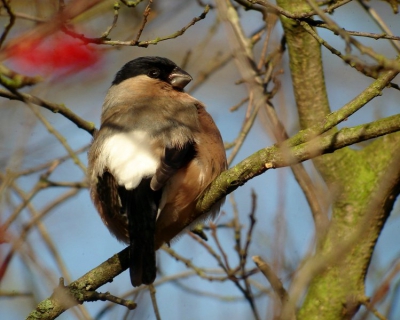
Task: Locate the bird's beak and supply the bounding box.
[168,67,192,90]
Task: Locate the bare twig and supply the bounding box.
[315,23,400,42]
[306,0,400,72]
[229,96,249,113]
[162,245,228,281]
[300,21,400,90]
[189,51,232,94]
[101,2,120,39]
[0,0,15,48]
[95,269,223,318]
[83,290,136,310]
[247,0,352,18]
[135,5,210,47]
[0,291,32,297]
[133,0,153,44]
[61,5,211,48]
[227,93,260,165]
[216,0,329,243]
[120,0,146,7]
[0,64,42,89]
[0,89,96,135]
[252,256,290,306]
[17,144,89,176]
[357,0,400,52]
[0,188,79,281]
[25,103,87,173]
[359,297,387,320]
[149,284,161,320]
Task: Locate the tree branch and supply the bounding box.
[27,110,400,318]
[198,113,400,222]
[0,89,96,135]
[26,248,130,320]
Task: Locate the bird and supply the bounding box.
[87,56,227,287]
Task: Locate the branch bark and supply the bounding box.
[27,111,400,319]
[26,248,130,320]
[275,0,400,318]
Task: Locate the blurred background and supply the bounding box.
[0,0,399,319]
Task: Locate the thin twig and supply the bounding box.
[161,245,228,281]
[210,222,232,270]
[227,93,260,165]
[216,0,329,244]
[10,183,77,283]
[0,291,32,297]
[148,284,161,320]
[252,256,290,306]
[120,0,146,7]
[315,23,400,42]
[17,144,89,176]
[0,188,80,281]
[188,51,232,94]
[300,21,400,90]
[101,2,120,39]
[241,191,257,272]
[0,89,96,135]
[0,11,46,22]
[25,103,87,173]
[359,297,387,320]
[0,0,16,48]
[229,96,249,113]
[240,191,259,319]
[2,182,43,231]
[84,290,136,310]
[63,5,211,48]
[133,0,152,44]
[247,0,352,19]
[357,0,400,52]
[95,269,223,318]
[306,0,400,72]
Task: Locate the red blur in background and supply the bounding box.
[7,34,102,76]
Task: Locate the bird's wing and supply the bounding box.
[91,171,129,243]
[150,142,196,191]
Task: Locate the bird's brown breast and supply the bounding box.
[154,104,227,248]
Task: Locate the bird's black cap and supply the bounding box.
[112,56,192,90]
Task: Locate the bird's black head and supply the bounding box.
[112,56,192,90]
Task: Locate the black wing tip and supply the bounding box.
[130,270,143,287]
[129,266,156,287]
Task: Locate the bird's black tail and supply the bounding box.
[125,178,160,286]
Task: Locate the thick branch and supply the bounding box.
[197,113,400,213]
[27,112,400,318]
[26,248,130,319]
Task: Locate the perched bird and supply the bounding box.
[88,56,227,287]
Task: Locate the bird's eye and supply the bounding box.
[148,69,160,78]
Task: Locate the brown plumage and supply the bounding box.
[87,57,226,286]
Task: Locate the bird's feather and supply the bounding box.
[88,57,227,287]
[150,143,196,191]
[100,130,160,190]
[124,178,161,286]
